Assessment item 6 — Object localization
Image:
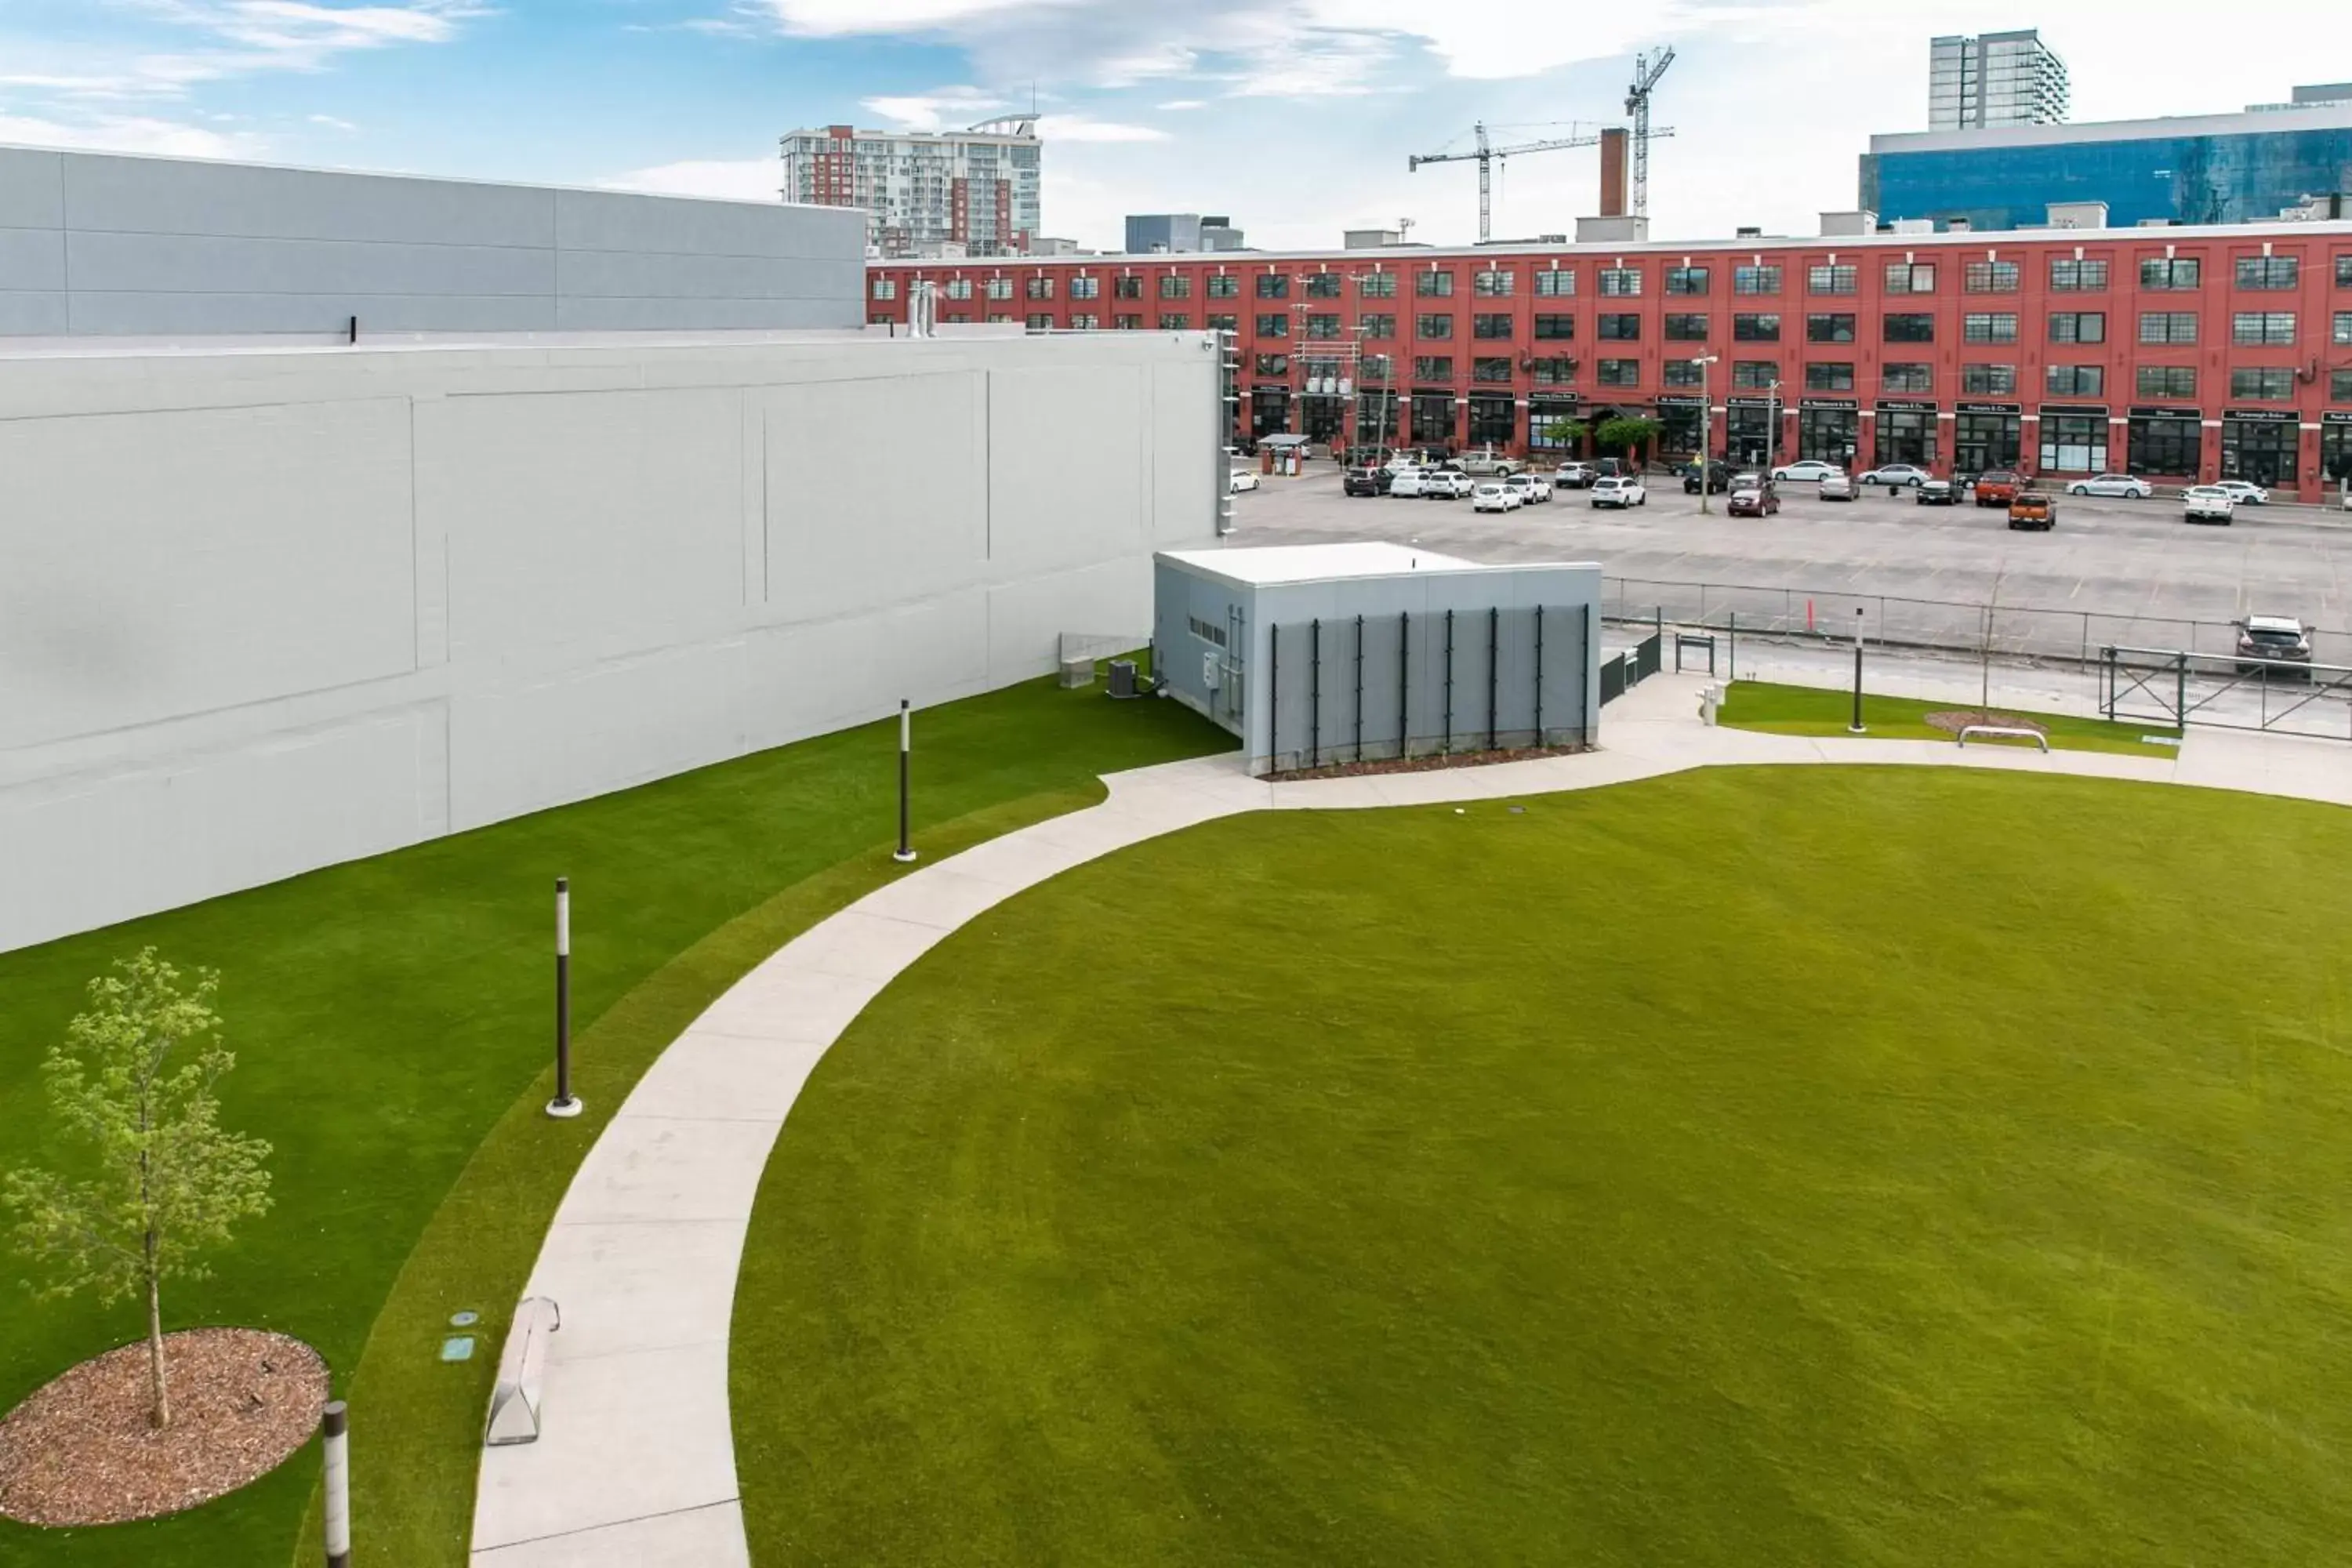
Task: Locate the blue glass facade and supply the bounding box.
[1861,125,2352,230]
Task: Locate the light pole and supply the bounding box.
[1766,376,1782,477]
[1692,354,1720,514]
[1849,607,1867,734]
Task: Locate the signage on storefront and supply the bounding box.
[1726,396,1777,408]
[2223,408,2298,422]
[1954,401,2020,415]
[2325,411,2352,425]
[2127,405,2201,420]
[2039,404,2108,417]
[1653,394,1704,406]
[1875,399,1936,413]
[1798,397,1857,409]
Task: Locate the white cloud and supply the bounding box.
[1033,113,1165,142]
[0,111,261,158]
[1156,98,1206,111]
[10,2,485,98]
[859,85,1006,129]
[307,111,358,129]
[601,158,781,203]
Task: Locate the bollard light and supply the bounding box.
[545,878,582,1118]
[321,1400,350,1567]
[1849,608,1867,734]
[893,699,917,864]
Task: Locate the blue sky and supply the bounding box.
[0,2,2341,249]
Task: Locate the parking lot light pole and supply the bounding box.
[1849,608,1867,734]
[1693,354,1720,514]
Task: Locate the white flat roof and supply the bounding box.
[1160,542,1594,588]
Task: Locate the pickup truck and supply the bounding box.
[2006,491,2055,531]
[1458,446,1521,478]
[1973,470,2022,508]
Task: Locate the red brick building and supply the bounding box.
[866,220,2352,500]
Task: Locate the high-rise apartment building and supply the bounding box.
[779,117,1041,259]
[1929,31,2069,129]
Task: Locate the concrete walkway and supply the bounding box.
[468,675,2352,1566]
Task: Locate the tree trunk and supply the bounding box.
[145,1232,169,1430]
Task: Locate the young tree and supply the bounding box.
[1540,417,1589,455]
[1595,416,1662,464]
[4,950,272,1429]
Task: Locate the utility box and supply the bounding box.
[1154,543,1604,775]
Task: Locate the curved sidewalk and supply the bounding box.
[468,675,2352,1565]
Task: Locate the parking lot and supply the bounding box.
[1228,464,2352,662]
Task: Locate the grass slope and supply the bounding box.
[0,673,1229,1568]
[735,768,2352,1566]
[1719,680,2177,755]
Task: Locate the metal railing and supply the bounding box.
[1604,576,2352,670]
[2100,645,2352,741]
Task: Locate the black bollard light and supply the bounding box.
[546,877,582,1118]
[893,699,917,864]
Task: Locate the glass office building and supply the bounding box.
[1864,91,2352,231]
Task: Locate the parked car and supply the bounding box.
[1727,481,1779,517]
[1229,468,1261,494]
[1460,446,1521,477]
[1915,478,1960,506]
[2213,479,2270,506]
[1684,459,1734,495]
[1343,466,1392,496]
[1386,468,1431,498]
[1591,475,1648,509]
[1769,459,1842,484]
[1973,469,2024,507]
[2006,491,2055,531]
[2183,485,2237,524]
[2066,473,2153,499]
[2236,614,2314,675]
[1421,470,1476,499]
[1553,460,1598,488]
[1592,456,1628,479]
[1503,472,1552,505]
[1471,481,1522,514]
[1860,463,1931,488]
[1819,472,1857,501]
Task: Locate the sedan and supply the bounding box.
[1590,475,1648,509]
[1229,469,1261,494]
[1770,459,1842,483]
[1860,464,1930,488]
[1727,485,1779,517]
[1471,482,1522,513]
[1914,479,1961,506]
[2066,473,2154,499]
[1819,473,1857,501]
[2214,479,2270,506]
[2182,485,2237,524]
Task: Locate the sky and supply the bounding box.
[0,2,2344,251]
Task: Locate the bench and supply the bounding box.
[1956,724,2049,753]
[484,1296,561,1446]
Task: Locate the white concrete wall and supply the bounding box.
[0,330,1222,951]
[0,146,866,338]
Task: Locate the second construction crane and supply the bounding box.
[1407,122,1611,245]
[1624,47,1676,219]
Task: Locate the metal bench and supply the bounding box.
[484,1296,561,1446]
[1956,724,2049,753]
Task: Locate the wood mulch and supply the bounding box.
[1922,710,2049,737]
[1272,742,1590,782]
[0,1328,328,1527]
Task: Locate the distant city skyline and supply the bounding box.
[0,2,2344,250]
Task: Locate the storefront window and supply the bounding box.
[2038,413,2107,474]
[1654,402,1703,457]
[1726,405,1776,466]
[1468,394,1516,447]
[1875,409,1936,468]
[1250,385,1289,437]
[1408,391,1457,448]
[1798,406,1859,464]
[2221,417,2296,485]
[1529,398,1581,448]
[1955,412,2020,474]
[1356,393,1399,443]
[2322,418,2352,484]
[2128,416,2200,477]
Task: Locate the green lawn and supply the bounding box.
[0,673,1229,1568]
[1719,679,2179,756]
[735,768,2352,1565]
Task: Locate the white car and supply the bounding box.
[1503,472,1552,505]
[1471,482,1522,514]
[1387,468,1430,497]
[1421,470,1476,499]
[2213,479,2270,506]
[1589,475,1648,509]
[2182,485,2236,524]
[1229,469,1261,494]
[2066,474,2153,499]
[1771,459,1843,483]
[1859,463,1930,488]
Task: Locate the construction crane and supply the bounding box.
[1408,122,1611,244]
[1624,48,1676,219]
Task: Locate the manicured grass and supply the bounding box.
[0,673,1229,1568]
[1719,678,2178,756]
[735,768,2352,1565]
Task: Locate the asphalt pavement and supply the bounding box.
[1226,464,2352,662]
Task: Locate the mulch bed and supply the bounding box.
[0,1328,328,1527]
[1922,710,2049,737]
[1272,743,1589,782]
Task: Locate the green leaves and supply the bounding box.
[5,949,273,1312]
